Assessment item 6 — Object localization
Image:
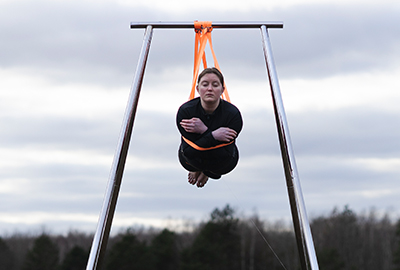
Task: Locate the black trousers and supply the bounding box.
[178,146,239,179]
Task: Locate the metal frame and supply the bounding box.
[86,21,319,270]
[130,21,284,29]
[86,25,153,270]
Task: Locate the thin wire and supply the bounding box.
[222,180,289,270]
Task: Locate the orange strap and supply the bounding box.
[189,21,230,102]
[182,136,234,151]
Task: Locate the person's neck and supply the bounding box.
[201,99,220,114]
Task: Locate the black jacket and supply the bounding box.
[176,97,243,164]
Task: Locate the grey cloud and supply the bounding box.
[0,1,160,86]
[288,107,400,158]
[134,4,400,80]
[0,115,120,151]
[271,4,400,79]
[1,1,400,88]
[1,0,400,233]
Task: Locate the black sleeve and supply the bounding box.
[176,104,219,148]
[190,109,243,148]
[177,102,243,149]
[226,110,243,135]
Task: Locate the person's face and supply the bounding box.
[196,73,224,104]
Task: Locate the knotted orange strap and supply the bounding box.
[182,136,234,151]
[189,21,230,102]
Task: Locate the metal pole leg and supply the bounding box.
[86,25,154,270]
[260,25,319,270]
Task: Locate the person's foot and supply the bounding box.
[188,171,201,185]
[196,172,209,188]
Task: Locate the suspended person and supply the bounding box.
[177,67,243,188]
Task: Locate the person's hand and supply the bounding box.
[180,118,208,134]
[211,127,237,142]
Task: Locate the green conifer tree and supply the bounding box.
[22,234,59,270]
[181,204,241,270]
[151,229,179,270]
[61,246,89,270]
[0,237,15,270]
[105,231,154,270]
[393,220,400,270]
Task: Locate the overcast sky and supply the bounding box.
[1,0,400,235]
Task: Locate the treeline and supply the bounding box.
[1,205,400,270]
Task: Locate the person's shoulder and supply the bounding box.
[179,97,200,108]
[221,99,241,113]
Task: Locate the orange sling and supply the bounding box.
[184,21,233,151]
[189,21,230,102]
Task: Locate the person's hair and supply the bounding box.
[197,67,224,87]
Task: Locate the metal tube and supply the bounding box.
[86,25,154,270]
[260,25,319,270]
[130,21,283,29]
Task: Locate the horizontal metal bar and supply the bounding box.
[130,21,283,29]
